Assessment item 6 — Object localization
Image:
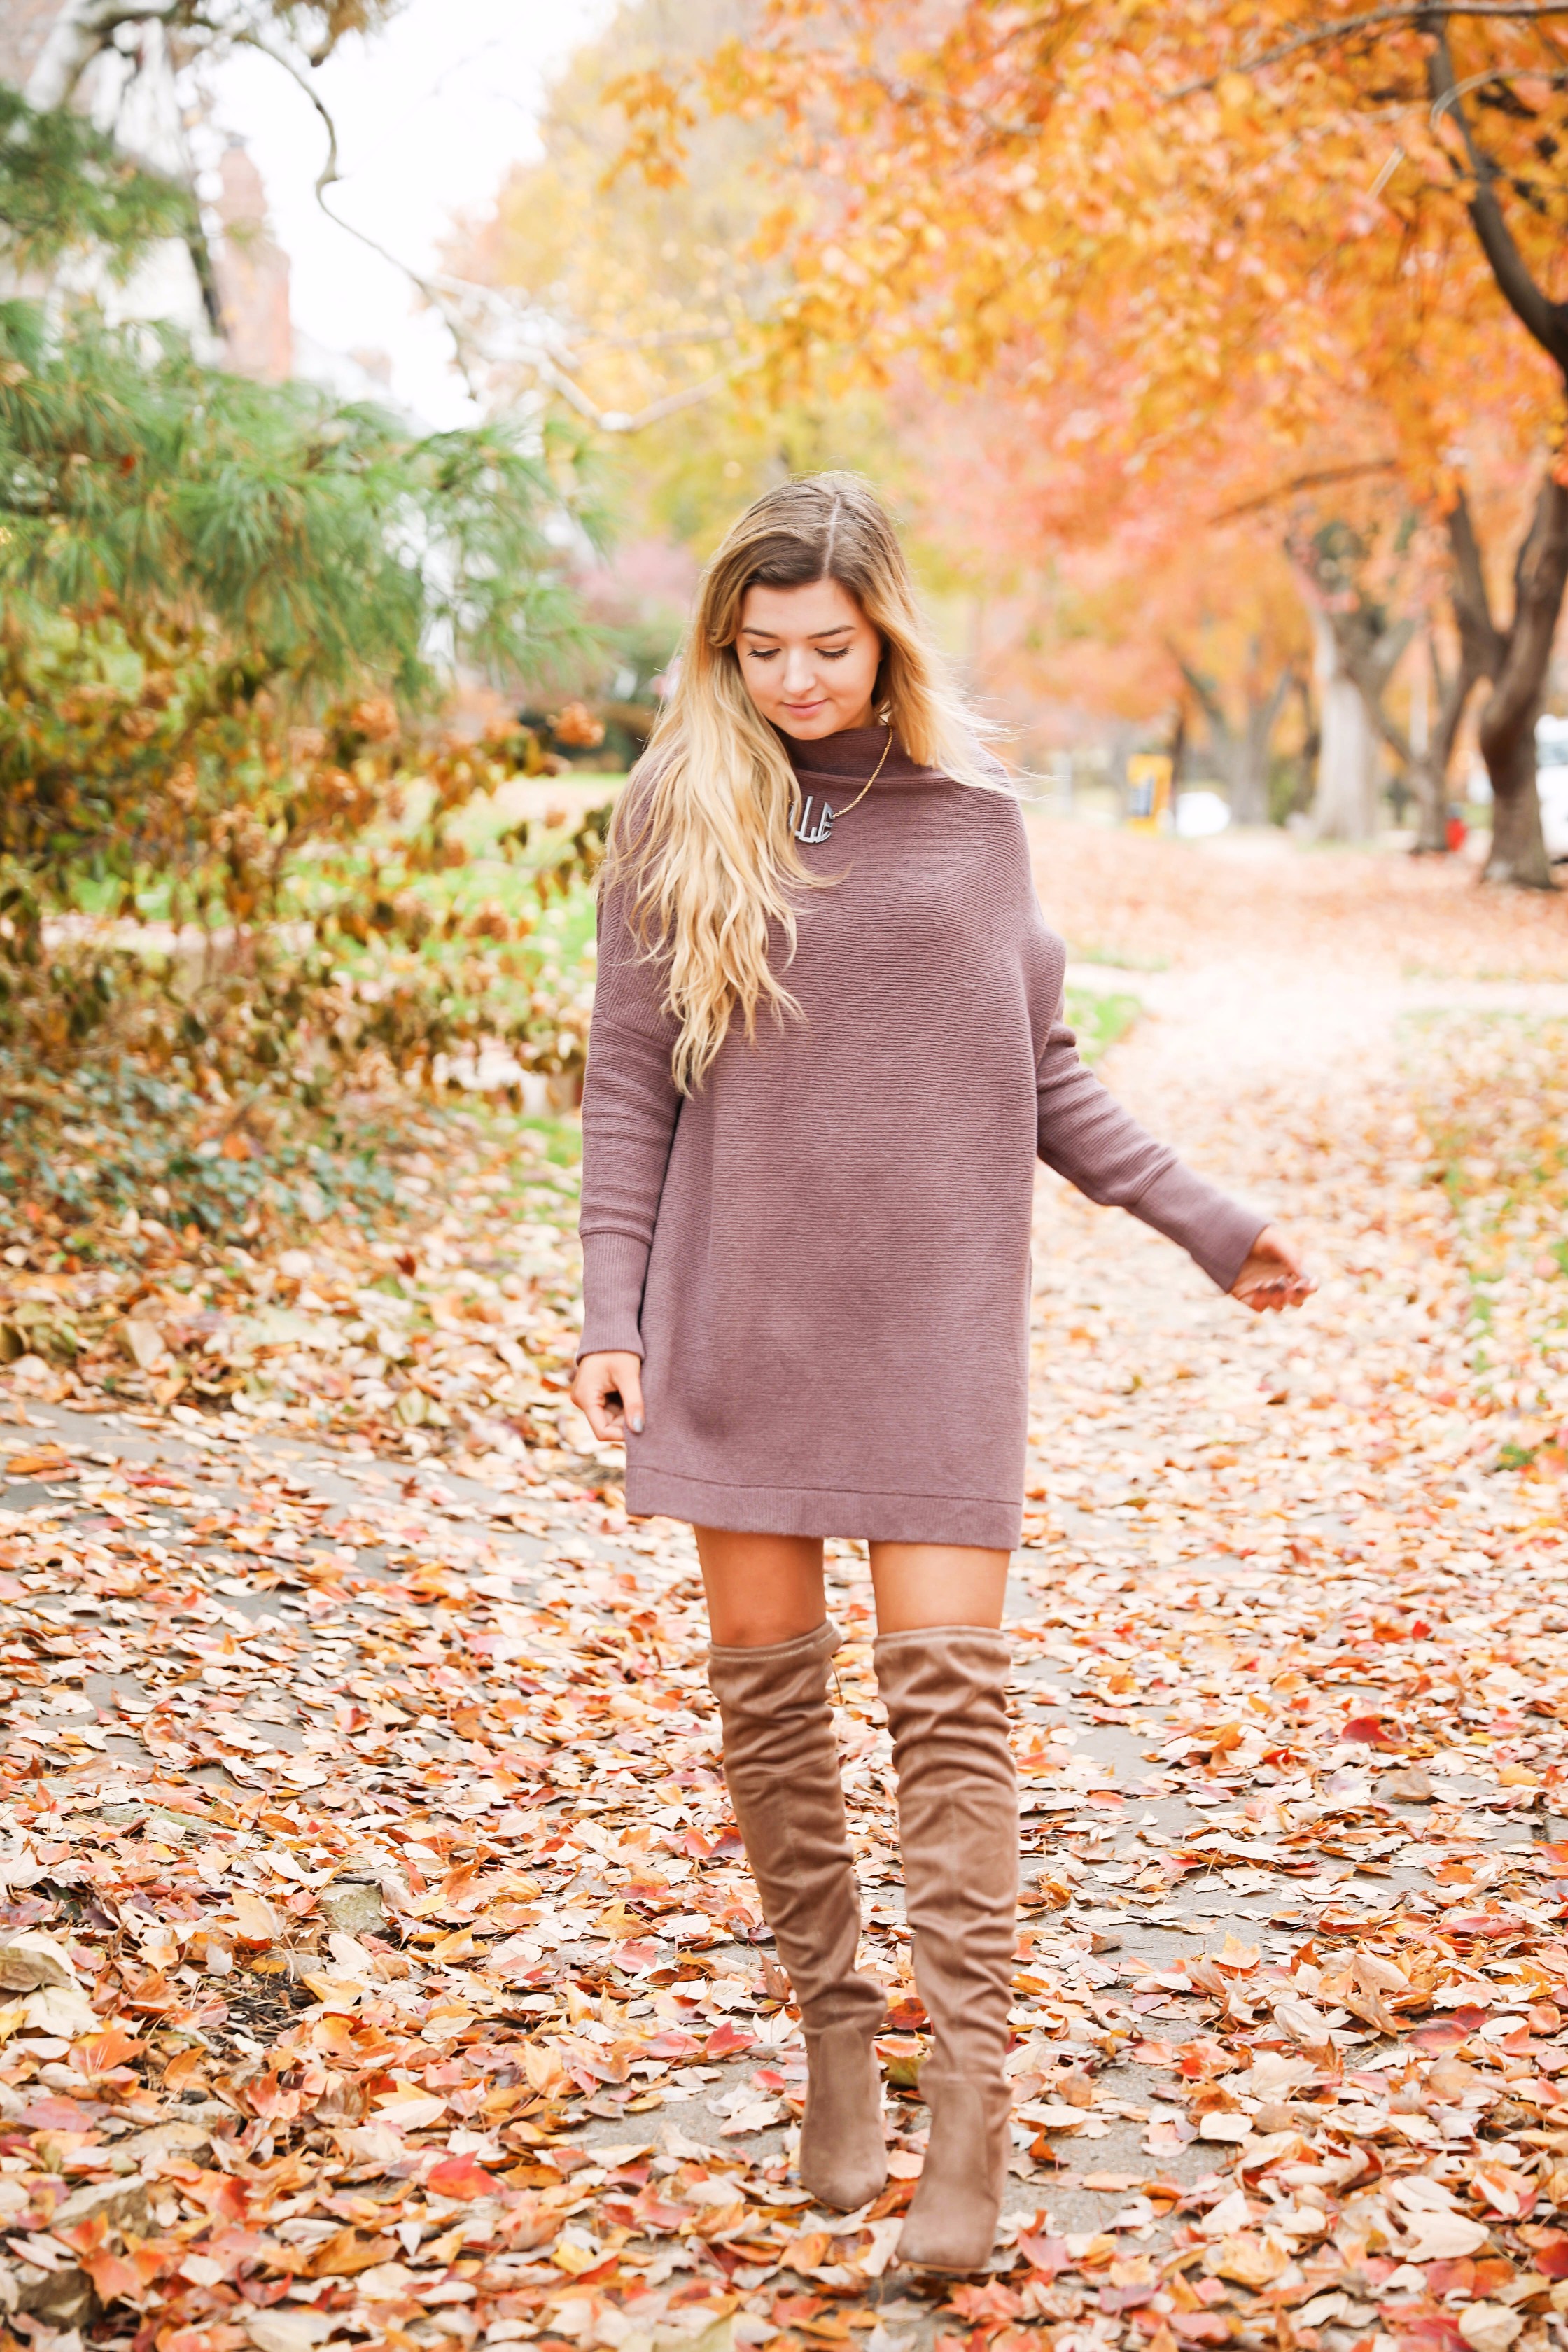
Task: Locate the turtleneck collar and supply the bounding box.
[783,724,944,786]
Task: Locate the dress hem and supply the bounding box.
[624,1463,1023,1549]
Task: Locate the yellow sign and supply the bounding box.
[1126,752,1172,832]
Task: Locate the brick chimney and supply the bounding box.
[214,141,293,382]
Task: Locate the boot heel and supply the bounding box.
[895,2071,1009,2272]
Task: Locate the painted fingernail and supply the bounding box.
[629,1413,644,1434]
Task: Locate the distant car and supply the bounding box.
[1175,789,1231,839]
[1539,764,1568,861]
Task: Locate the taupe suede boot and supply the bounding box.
[874,1625,1017,2273]
[708,1621,888,2211]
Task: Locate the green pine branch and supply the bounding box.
[0,86,197,279]
[0,302,601,701]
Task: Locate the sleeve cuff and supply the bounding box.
[578,1229,651,1359]
[1128,1161,1268,1292]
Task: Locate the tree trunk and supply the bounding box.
[1411,626,1483,853]
[1310,608,1379,839]
[1478,475,1568,889]
[1233,669,1293,825]
[1173,650,1292,824]
[1484,724,1553,885]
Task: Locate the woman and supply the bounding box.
[570,476,1312,2272]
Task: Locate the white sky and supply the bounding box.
[206,0,611,428]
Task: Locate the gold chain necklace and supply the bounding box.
[791,724,894,846]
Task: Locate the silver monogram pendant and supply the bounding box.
[793,796,835,845]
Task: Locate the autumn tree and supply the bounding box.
[440,0,907,565]
[876,368,1313,810]
[0,79,601,1083]
[626,0,1568,884]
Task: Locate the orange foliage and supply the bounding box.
[625,0,1564,496]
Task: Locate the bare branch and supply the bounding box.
[335,236,741,432]
[1445,484,1506,676]
[1424,23,1568,371]
[864,67,1044,142]
[1211,459,1402,522]
[228,27,341,200]
[24,0,182,107]
[1172,648,1233,738]
[1163,5,1568,102]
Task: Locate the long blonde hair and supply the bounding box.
[609,472,995,1093]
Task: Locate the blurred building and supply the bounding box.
[213,141,293,382]
[0,1,293,382]
[0,0,59,90]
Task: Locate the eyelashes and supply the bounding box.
[746,646,851,662]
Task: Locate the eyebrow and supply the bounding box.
[739,623,855,639]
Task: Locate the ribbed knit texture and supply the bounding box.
[579,727,1266,1544]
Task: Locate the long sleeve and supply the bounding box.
[577,867,682,1361]
[1031,939,1266,1292]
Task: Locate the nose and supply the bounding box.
[779,644,817,698]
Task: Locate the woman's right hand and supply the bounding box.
[570,1350,645,1442]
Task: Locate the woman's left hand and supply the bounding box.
[1231,1224,1316,1313]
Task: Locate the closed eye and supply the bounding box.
[743,645,851,661]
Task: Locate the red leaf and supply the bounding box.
[1015,2232,1070,2278]
[703,2020,756,2059]
[82,2251,143,2304]
[1412,2007,1488,2049]
[1392,2316,1469,2352]
[612,1939,664,1970]
[69,2026,143,2076]
[643,2029,701,2059]
[1341,1714,1404,1746]
[425,2153,496,2200]
[1100,2283,1157,2315]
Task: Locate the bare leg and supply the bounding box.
[695,1525,826,1646]
[868,1542,1008,1631]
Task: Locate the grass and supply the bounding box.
[1066,941,1172,974]
[1065,988,1142,1061]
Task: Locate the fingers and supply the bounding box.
[569,1353,645,1443]
[1236,1226,1317,1312]
[1233,1271,1311,1313]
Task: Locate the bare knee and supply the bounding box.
[696,1527,827,1647]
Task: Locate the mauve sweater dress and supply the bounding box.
[577,727,1266,1548]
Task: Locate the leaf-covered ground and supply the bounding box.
[1,822,1567,2352]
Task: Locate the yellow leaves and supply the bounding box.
[230,1890,283,1945]
[302,2227,401,2278]
[600,68,698,190]
[522,2042,573,2099]
[550,2227,606,2275]
[1208,2231,1294,2288]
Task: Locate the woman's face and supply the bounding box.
[735,578,882,739]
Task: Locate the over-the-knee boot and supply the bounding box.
[874,1625,1016,2272]
[708,1622,888,2211]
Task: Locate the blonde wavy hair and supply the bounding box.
[608,472,996,1093]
